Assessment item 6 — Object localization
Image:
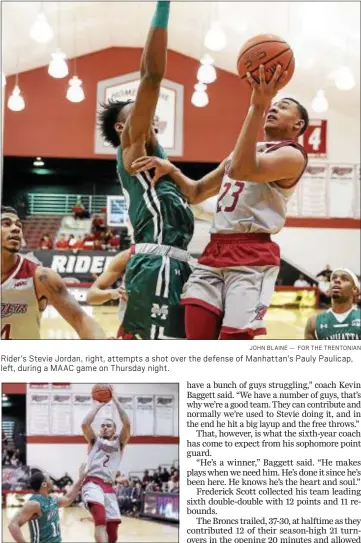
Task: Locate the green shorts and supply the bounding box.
[122,253,192,339]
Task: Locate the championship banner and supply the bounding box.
[94,72,184,156]
[329,165,356,218]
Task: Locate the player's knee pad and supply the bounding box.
[185,304,221,340]
[89,502,106,526]
[106,520,120,543]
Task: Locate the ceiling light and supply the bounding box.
[191,83,209,108]
[197,54,217,84]
[30,11,54,44]
[311,89,329,113]
[33,157,45,167]
[334,66,355,91]
[66,76,85,103]
[48,49,69,78]
[204,21,226,52]
[8,85,25,112]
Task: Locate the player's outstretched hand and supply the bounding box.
[131,156,176,186]
[110,287,128,302]
[246,64,288,109]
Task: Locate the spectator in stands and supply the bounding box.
[39,233,53,250]
[130,482,143,516]
[73,235,84,250]
[83,234,95,251]
[117,480,132,514]
[67,234,77,249]
[108,234,120,251]
[10,449,21,468]
[55,234,69,251]
[318,275,331,308]
[142,469,150,486]
[73,196,89,220]
[151,469,162,488]
[293,274,310,288]
[170,481,179,493]
[94,238,103,251]
[161,467,170,488]
[92,215,105,234]
[316,264,332,282]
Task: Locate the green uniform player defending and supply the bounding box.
[305,268,361,340]
[8,465,87,543]
[98,1,194,339]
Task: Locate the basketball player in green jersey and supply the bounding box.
[8,464,87,543]
[98,1,194,339]
[305,268,361,340]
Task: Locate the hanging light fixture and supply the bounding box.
[66,75,85,102]
[48,5,68,79]
[197,54,217,84]
[191,83,209,108]
[334,66,355,91]
[204,21,226,52]
[30,2,53,43]
[311,89,328,113]
[66,13,84,103]
[8,84,25,112]
[49,49,68,79]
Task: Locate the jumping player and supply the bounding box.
[98,1,194,339]
[1,206,106,339]
[81,389,130,543]
[133,65,309,339]
[86,249,131,338]
[305,268,361,339]
[8,463,87,542]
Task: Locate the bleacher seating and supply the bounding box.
[22,215,63,249]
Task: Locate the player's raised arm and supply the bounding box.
[304,314,317,340]
[35,267,106,339]
[87,249,130,305]
[81,402,105,444]
[57,463,88,507]
[131,156,226,204]
[112,393,131,450]
[229,65,305,185]
[121,1,170,171]
[8,501,41,542]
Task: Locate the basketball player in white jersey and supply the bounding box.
[132,64,308,339]
[1,206,106,339]
[81,389,130,543]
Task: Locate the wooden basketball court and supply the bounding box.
[3,506,179,542]
[40,305,318,340]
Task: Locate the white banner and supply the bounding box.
[95,72,184,157]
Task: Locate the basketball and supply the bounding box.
[91,384,112,403]
[237,34,295,89]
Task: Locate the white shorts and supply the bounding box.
[82,481,121,522]
[182,264,279,337]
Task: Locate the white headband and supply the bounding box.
[331,268,360,289]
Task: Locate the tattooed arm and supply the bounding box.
[34,267,106,339]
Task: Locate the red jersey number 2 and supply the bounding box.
[216,181,244,213]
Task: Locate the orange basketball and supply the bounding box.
[237,34,295,89]
[91,384,112,403]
